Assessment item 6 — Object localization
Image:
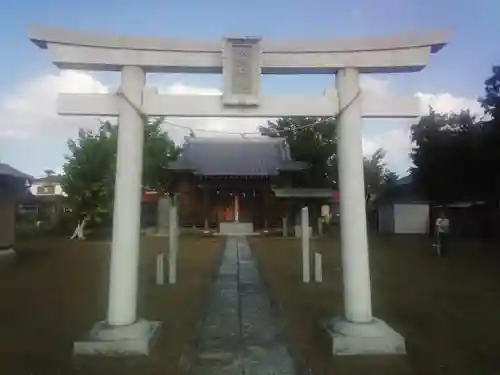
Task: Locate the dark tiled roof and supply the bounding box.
[169,138,308,176]
[0,163,33,181]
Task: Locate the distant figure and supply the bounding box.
[435,211,450,255]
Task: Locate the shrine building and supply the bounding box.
[168,137,337,234]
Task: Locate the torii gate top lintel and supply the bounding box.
[28,25,448,119]
[28,25,447,74]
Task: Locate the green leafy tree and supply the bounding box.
[364,149,386,201]
[478,65,500,206]
[480,65,500,120]
[373,170,400,207]
[363,148,399,206]
[260,117,397,200]
[410,109,482,204]
[62,118,180,238]
[259,117,338,187]
[410,66,500,209]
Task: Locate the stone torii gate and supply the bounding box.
[29,26,447,356]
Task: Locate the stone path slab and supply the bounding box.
[189,236,296,375]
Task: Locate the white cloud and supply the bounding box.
[362,128,413,175]
[416,92,482,115]
[362,129,412,157]
[0,70,108,139]
[0,74,266,143]
[160,82,221,96]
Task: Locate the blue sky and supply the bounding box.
[1,0,499,177]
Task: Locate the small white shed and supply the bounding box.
[377,175,430,234]
[378,202,430,234]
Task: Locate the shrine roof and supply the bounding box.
[169,137,308,176]
[0,163,33,182]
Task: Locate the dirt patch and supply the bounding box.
[250,234,500,375]
[0,236,222,375]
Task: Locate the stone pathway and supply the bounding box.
[189,236,296,375]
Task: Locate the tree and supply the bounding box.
[408,67,500,238]
[480,65,500,120]
[364,149,386,201]
[410,109,482,204]
[62,118,180,239]
[411,66,500,207]
[259,117,338,187]
[260,116,397,193]
[260,116,397,214]
[478,66,500,206]
[363,148,399,206]
[378,171,400,201]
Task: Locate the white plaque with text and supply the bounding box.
[222,37,261,106]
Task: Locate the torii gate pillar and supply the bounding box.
[329,67,406,355]
[29,26,447,357]
[107,66,147,326]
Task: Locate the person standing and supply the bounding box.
[435,211,450,255]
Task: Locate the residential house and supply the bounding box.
[30,174,65,197]
[21,173,69,224]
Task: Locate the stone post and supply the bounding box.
[203,188,209,230]
[169,198,178,284]
[234,194,239,222]
[314,252,323,283]
[157,197,170,235]
[301,206,310,283]
[263,189,269,230]
[317,217,324,237]
[107,66,146,326]
[156,253,164,285]
[282,217,288,237]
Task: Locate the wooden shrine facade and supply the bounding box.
[168,137,335,230]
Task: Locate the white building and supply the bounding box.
[378,176,430,234]
[378,202,430,234]
[29,174,66,197]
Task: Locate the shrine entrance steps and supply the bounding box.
[218,222,255,235]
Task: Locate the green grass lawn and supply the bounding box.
[0,236,222,375]
[251,234,500,375]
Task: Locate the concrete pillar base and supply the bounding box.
[74,319,161,356]
[325,316,405,356]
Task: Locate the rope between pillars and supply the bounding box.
[115,87,361,137]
